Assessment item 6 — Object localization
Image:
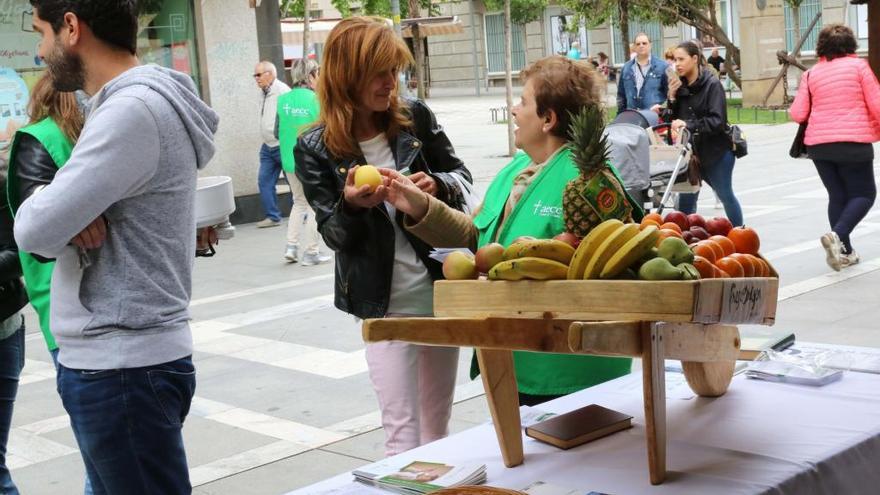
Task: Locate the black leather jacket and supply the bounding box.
[0,173,28,322]
[295,98,472,319]
[670,69,731,167]
[9,134,59,264]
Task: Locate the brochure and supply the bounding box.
[353,460,486,494]
[745,359,843,386]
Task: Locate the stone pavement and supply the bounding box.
[9,94,880,494]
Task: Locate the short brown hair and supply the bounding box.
[816,24,857,60]
[520,56,603,139]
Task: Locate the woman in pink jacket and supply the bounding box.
[790,24,880,271]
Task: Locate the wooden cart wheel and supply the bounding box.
[681,360,736,397]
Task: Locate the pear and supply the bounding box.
[442,251,478,280]
[638,257,684,281]
[657,237,694,266]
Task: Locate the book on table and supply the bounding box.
[525,404,633,450]
[352,460,486,494]
[738,328,796,360]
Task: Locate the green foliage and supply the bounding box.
[323,0,441,19]
[483,0,548,25]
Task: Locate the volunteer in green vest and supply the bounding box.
[383,56,642,405]
[7,75,85,362]
[276,59,331,266]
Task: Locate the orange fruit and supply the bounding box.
[728,226,761,255]
[644,213,663,224]
[730,253,756,277]
[692,242,718,264]
[709,235,736,257]
[656,228,684,246]
[640,218,661,230]
[714,265,731,278]
[659,222,682,234]
[716,256,745,278]
[699,240,725,261]
[751,255,771,277]
[693,256,716,279]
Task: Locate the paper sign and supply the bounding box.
[720,280,767,324]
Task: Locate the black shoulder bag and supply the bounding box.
[789,71,811,159]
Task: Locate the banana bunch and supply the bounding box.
[568,220,660,280]
[489,239,574,280]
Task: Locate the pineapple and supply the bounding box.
[563,106,633,238]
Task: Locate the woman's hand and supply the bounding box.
[384,169,430,221]
[408,172,438,196]
[343,166,389,210]
[668,76,681,101]
[671,119,687,144]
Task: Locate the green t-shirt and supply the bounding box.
[277,87,320,173]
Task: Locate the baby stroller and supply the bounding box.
[604,109,697,213]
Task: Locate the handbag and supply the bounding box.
[789,71,811,159]
[727,124,748,158]
[687,153,702,186]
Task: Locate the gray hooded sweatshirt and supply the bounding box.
[14,65,219,370]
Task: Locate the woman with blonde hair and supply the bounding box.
[294,16,473,455]
[4,73,87,494]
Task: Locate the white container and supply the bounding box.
[195,176,235,228]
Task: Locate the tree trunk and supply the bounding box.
[659,5,741,88]
[504,0,516,157]
[303,0,310,62]
[619,0,631,62]
[409,0,427,100]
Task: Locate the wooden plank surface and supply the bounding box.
[434,280,698,321]
[659,323,740,362]
[568,321,642,357]
[362,317,575,353]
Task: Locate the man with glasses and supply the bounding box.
[254,61,290,228]
[616,33,670,115]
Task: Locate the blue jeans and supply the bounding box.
[0,322,24,495]
[57,356,196,495]
[678,150,743,226]
[50,349,95,495]
[259,144,284,221]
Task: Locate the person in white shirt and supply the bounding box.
[254,61,290,228]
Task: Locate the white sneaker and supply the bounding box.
[300,252,332,266]
[820,232,843,272]
[284,245,298,263]
[840,251,860,268]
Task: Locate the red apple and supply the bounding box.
[689,226,710,241]
[686,214,707,230]
[705,217,734,236]
[664,211,689,232]
[474,243,505,274]
[682,231,697,245]
[553,232,580,249]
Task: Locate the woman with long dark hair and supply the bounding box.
[294,17,473,456]
[790,24,880,271]
[668,40,743,226]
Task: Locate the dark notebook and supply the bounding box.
[525,404,633,450]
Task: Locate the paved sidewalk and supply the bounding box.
[8,93,880,494]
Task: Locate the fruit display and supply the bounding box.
[444,211,773,282]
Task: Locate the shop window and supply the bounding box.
[0,0,202,144]
[851,4,868,43]
[485,13,526,74]
[784,0,822,53]
[548,13,588,59]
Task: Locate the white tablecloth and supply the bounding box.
[289,364,880,494]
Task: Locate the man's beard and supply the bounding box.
[45,40,86,92]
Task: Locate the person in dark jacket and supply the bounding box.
[294,17,473,456]
[668,41,743,226]
[0,160,27,495]
[617,33,669,115]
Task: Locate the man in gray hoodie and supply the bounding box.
[15,1,218,493]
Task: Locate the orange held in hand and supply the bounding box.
[715,256,745,277]
[728,226,760,255]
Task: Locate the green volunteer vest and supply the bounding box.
[471,149,641,396]
[6,118,73,351]
[277,87,320,173]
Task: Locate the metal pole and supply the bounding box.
[391,0,402,36]
[468,0,481,96]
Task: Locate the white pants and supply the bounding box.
[285,171,320,254]
[365,339,459,456]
